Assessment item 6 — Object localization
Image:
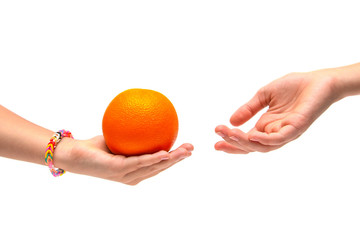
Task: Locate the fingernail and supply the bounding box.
[216,132,226,138]
[161,157,170,161]
[249,138,259,142]
[229,136,239,142]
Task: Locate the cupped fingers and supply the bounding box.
[215,125,278,153]
[124,150,170,172]
[214,141,249,154]
[122,145,193,184]
[248,125,299,146]
[215,125,255,152]
[169,144,193,161]
[173,143,194,153]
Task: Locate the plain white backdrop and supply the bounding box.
[1,1,360,239]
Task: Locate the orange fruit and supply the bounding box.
[102,88,179,156]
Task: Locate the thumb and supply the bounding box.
[230,90,268,126]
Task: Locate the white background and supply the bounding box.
[1,1,360,239]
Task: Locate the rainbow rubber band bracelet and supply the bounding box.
[45,130,73,177]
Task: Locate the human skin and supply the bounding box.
[0,106,193,185]
[215,63,360,154]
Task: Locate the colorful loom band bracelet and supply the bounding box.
[45,129,73,177]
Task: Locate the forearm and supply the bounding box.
[0,105,53,165]
[331,63,360,99]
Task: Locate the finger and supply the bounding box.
[171,143,194,153]
[230,89,268,127]
[214,141,249,154]
[169,145,193,160]
[263,120,283,134]
[124,150,170,172]
[253,112,287,133]
[215,125,253,152]
[123,146,192,182]
[249,125,299,146]
[216,125,278,153]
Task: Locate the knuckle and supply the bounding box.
[244,103,254,115]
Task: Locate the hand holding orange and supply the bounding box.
[102,89,179,156]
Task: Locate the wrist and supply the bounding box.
[52,137,75,172]
[328,63,360,100]
[326,69,345,102]
[309,68,344,103]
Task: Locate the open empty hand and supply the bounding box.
[215,69,343,154]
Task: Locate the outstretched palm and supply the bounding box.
[215,71,337,153]
[56,135,193,185]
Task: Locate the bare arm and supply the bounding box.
[0,105,53,165]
